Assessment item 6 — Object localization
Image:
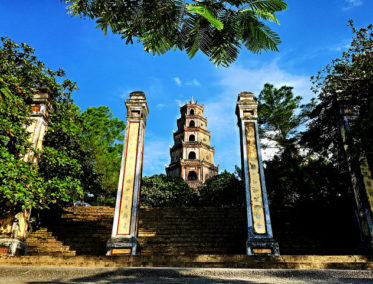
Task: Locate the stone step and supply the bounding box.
[2,255,372,269]
[27,246,72,253]
[26,240,65,246]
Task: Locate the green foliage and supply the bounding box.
[198,170,244,207]
[265,154,351,208]
[140,174,197,207]
[256,83,349,209]
[80,106,126,205]
[258,23,373,211]
[0,37,101,216]
[64,0,287,67]
[140,171,244,208]
[258,83,310,152]
[303,21,373,161]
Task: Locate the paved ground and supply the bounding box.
[0,267,372,283]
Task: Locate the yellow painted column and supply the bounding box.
[107,91,149,255]
[236,92,279,255]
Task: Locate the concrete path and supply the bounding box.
[0,267,372,283]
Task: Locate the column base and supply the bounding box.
[106,237,138,256]
[0,237,27,256]
[246,238,280,255]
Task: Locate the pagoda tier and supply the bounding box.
[166,97,218,188]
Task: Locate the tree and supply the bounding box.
[255,83,349,208]
[302,21,373,162]
[198,170,244,207]
[140,174,197,207]
[80,106,126,205]
[258,83,311,156]
[64,0,287,67]
[0,37,101,217]
[264,153,352,208]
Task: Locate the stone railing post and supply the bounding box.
[0,87,52,256]
[236,91,279,255]
[107,91,149,255]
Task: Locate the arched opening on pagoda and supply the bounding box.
[188,171,197,181]
[188,151,196,160]
[189,134,195,141]
[190,109,195,115]
[189,120,195,127]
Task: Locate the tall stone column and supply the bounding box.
[107,91,149,255]
[236,91,279,255]
[0,87,52,256]
[338,106,373,252]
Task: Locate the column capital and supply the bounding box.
[31,87,53,121]
[125,91,149,124]
[236,91,258,121]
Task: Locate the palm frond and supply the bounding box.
[239,13,280,53]
[246,0,287,13]
[186,3,224,31]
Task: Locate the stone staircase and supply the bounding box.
[26,228,76,256]
[26,206,246,256]
[25,205,362,256]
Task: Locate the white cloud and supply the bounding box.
[156,103,166,109]
[119,89,134,99]
[192,79,200,86]
[216,62,312,102]
[185,79,201,86]
[173,77,201,87]
[343,0,363,10]
[203,62,312,172]
[345,0,363,6]
[143,134,171,176]
[173,77,182,86]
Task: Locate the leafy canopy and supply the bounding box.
[258,83,311,152]
[80,106,125,205]
[198,170,244,207]
[140,171,244,208]
[0,37,88,216]
[302,21,373,161]
[64,0,287,67]
[254,82,353,210]
[0,38,124,216]
[140,174,197,207]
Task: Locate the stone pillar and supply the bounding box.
[236,92,279,255]
[107,91,149,255]
[0,88,52,256]
[338,107,373,252]
[24,87,53,165]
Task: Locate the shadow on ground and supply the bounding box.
[1,267,371,284]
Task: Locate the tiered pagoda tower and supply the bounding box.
[166,97,218,188]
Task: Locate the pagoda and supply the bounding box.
[166,97,219,188]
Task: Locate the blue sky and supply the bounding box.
[1,0,372,176]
